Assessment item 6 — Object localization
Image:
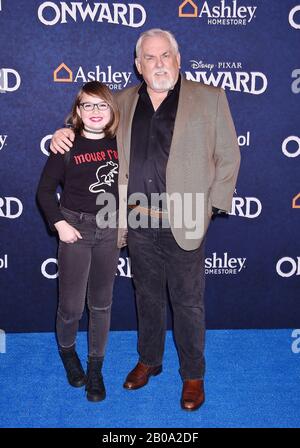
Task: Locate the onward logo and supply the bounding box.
[289,5,300,29]
[0,135,8,151]
[53,63,132,90]
[282,136,300,158]
[0,197,23,219]
[0,69,21,93]
[230,192,262,219]
[185,60,267,95]
[276,257,300,278]
[179,0,257,26]
[38,1,146,28]
[41,256,132,278]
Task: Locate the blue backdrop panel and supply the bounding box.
[0,0,299,332]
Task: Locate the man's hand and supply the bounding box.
[54,220,82,243]
[50,128,75,154]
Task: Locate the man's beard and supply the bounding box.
[151,70,176,91]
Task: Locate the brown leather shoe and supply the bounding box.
[181,379,205,411]
[123,362,162,390]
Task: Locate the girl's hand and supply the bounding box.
[54,220,82,243]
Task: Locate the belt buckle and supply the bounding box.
[149,206,165,219]
[150,206,161,213]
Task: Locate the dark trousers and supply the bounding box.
[128,227,206,380]
[56,207,119,357]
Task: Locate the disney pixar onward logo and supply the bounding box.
[38,1,146,28]
[185,60,267,95]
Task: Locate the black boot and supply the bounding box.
[86,356,106,402]
[59,345,86,388]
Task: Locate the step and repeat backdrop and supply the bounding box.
[0,0,299,332]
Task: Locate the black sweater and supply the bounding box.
[37,134,119,228]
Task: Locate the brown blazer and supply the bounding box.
[116,75,240,250]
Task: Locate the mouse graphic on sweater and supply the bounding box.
[89,161,118,194]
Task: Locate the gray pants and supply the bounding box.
[57,207,119,357]
[128,227,206,380]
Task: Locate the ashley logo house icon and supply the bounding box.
[292,193,300,209]
[179,0,198,17]
[54,63,73,82]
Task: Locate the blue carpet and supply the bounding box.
[0,330,299,428]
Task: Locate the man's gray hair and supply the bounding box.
[135,29,179,59]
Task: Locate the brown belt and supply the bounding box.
[128,204,168,219]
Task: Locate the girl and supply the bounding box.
[37,81,120,402]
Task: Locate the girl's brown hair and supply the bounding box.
[66,81,119,138]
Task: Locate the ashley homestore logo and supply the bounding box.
[179,0,257,26]
[205,252,246,275]
[53,63,132,90]
[38,1,146,27]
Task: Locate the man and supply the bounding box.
[50,29,240,411]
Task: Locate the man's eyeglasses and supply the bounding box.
[79,102,110,112]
